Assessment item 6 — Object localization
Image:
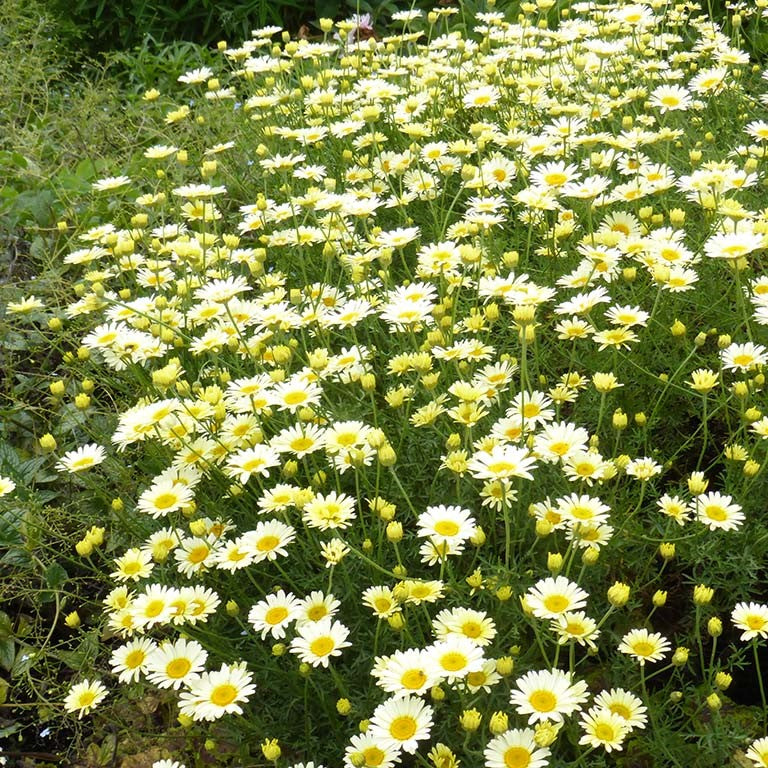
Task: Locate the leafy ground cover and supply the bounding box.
[4,1,768,767]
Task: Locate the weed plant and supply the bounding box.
[5,2,768,767]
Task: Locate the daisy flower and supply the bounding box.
[344,733,400,768]
[579,706,630,752]
[373,648,438,697]
[145,638,208,689]
[466,445,537,481]
[416,505,477,546]
[731,602,768,641]
[525,576,589,619]
[464,659,502,693]
[484,728,551,768]
[295,591,341,625]
[137,481,194,518]
[289,618,351,667]
[224,445,280,484]
[426,636,485,683]
[649,84,691,112]
[510,668,589,723]
[0,476,16,496]
[56,444,107,473]
[92,175,131,191]
[369,695,434,754]
[556,494,611,527]
[592,688,648,731]
[618,628,671,665]
[248,590,301,640]
[111,548,154,582]
[533,421,589,463]
[110,637,157,683]
[720,342,768,372]
[551,611,600,649]
[129,584,179,629]
[362,585,401,618]
[303,491,357,531]
[241,519,296,562]
[746,737,768,768]
[432,607,496,646]
[63,679,108,718]
[690,491,744,531]
[178,662,256,721]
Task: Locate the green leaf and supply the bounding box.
[0,509,24,547]
[0,638,15,672]
[0,548,32,568]
[44,561,68,590]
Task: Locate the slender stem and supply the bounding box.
[754,639,767,734]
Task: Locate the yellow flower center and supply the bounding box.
[265,606,289,625]
[594,722,617,742]
[462,621,482,638]
[188,545,210,564]
[704,505,727,522]
[632,641,655,657]
[291,437,314,451]
[434,520,460,537]
[389,715,417,741]
[529,689,557,712]
[401,669,427,689]
[309,636,335,657]
[77,691,97,708]
[504,747,531,768]
[543,595,569,613]
[256,535,280,552]
[284,391,307,405]
[166,658,192,678]
[466,670,487,687]
[610,703,631,719]
[487,461,517,475]
[153,492,179,510]
[374,597,393,613]
[439,652,467,672]
[362,746,385,767]
[544,172,567,186]
[210,683,238,707]
[306,605,328,621]
[747,615,767,630]
[144,599,165,618]
[242,458,265,472]
[124,650,146,669]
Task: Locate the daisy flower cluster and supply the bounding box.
[6,0,768,765]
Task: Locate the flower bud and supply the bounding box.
[261,739,281,761]
[652,590,667,607]
[715,671,732,690]
[460,708,482,732]
[659,542,675,560]
[489,711,509,735]
[707,617,723,638]
[607,581,630,607]
[65,611,81,629]
[495,656,514,676]
[75,539,94,557]
[672,647,689,666]
[547,552,563,574]
[386,521,403,543]
[693,584,714,605]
